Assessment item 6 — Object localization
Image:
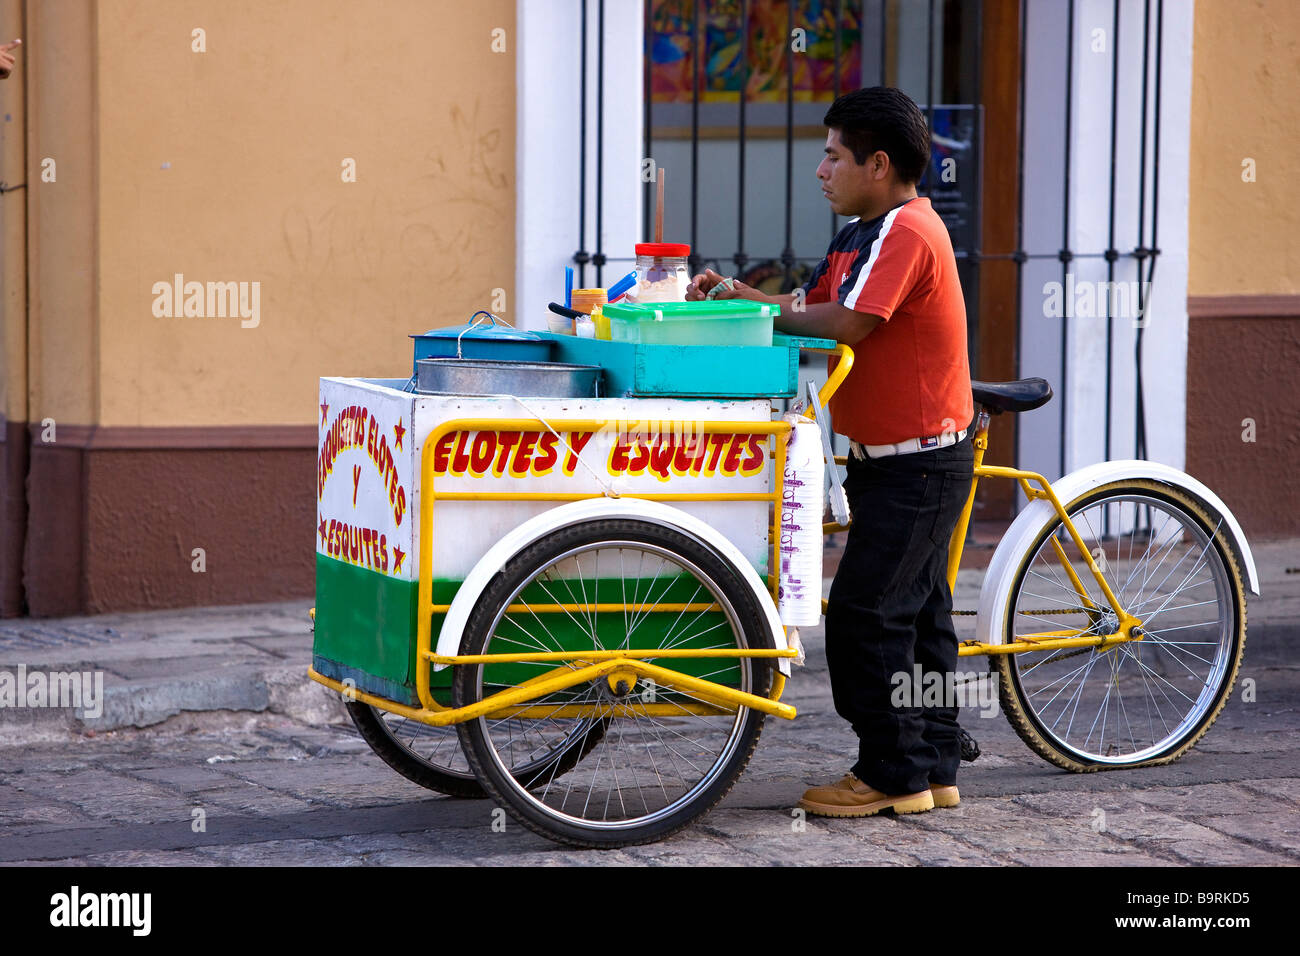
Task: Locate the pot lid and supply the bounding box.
[411,311,543,341]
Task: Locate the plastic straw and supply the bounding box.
[565,267,574,308]
[606,270,637,302]
[655,169,665,244]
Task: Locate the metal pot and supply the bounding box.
[409,315,554,373]
[415,358,603,398]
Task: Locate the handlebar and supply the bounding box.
[798,342,855,418]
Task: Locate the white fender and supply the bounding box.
[977,460,1259,645]
[433,497,791,675]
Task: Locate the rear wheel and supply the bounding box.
[347,695,606,798]
[454,519,774,847]
[346,701,482,798]
[996,480,1247,771]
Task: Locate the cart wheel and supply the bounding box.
[454,518,774,848]
[346,701,483,798]
[995,480,1247,771]
[347,698,606,799]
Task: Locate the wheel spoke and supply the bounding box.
[1003,488,1239,767]
[455,524,770,844]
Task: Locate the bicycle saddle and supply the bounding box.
[971,378,1053,414]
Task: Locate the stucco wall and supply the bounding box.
[1186,315,1300,543]
[1184,0,1300,540]
[4,0,519,614]
[37,0,517,429]
[1188,0,1300,296]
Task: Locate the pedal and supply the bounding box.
[958,727,981,762]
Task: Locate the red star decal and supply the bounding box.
[352,464,361,505]
[393,418,405,451]
[391,546,406,574]
[318,518,327,541]
[320,402,329,426]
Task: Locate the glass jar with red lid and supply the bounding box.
[626,242,691,304]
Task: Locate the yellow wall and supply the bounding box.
[1188,0,1300,297]
[16,0,516,429]
[0,0,26,425]
[17,0,101,428]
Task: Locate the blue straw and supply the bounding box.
[606,270,638,302]
[565,267,574,309]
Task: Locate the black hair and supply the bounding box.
[822,87,931,185]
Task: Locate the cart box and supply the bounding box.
[313,376,780,708]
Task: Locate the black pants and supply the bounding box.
[824,434,974,795]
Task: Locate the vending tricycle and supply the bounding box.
[309,305,1256,848]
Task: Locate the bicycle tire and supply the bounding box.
[454,518,774,847]
[994,479,1247,772]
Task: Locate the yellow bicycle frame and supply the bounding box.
[821,406,1143,659]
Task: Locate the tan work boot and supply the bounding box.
[799,773,935,818]
[929,784,960,808]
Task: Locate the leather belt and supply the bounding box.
[850,428,968,460]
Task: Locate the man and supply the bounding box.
[687,86,974,817]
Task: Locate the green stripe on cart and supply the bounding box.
[314,554,744,710]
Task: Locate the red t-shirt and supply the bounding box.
[804,197,973,446]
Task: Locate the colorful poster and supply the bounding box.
[649,0,863,104]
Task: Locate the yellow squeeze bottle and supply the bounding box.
[591,304,611,341]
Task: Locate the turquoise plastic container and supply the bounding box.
[604,300,778,347]
[540,331,834,399]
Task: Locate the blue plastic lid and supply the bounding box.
[411,313,542,341]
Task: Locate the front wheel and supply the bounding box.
[454,519,774,848]
[995,479,1247,771]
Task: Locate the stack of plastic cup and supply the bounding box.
[777,415,825,626]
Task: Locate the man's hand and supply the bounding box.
[711,280,778,304]
[689,269,782,306]
[0,39,21,80]
[689,267,880,344]
[686,268,727,301]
